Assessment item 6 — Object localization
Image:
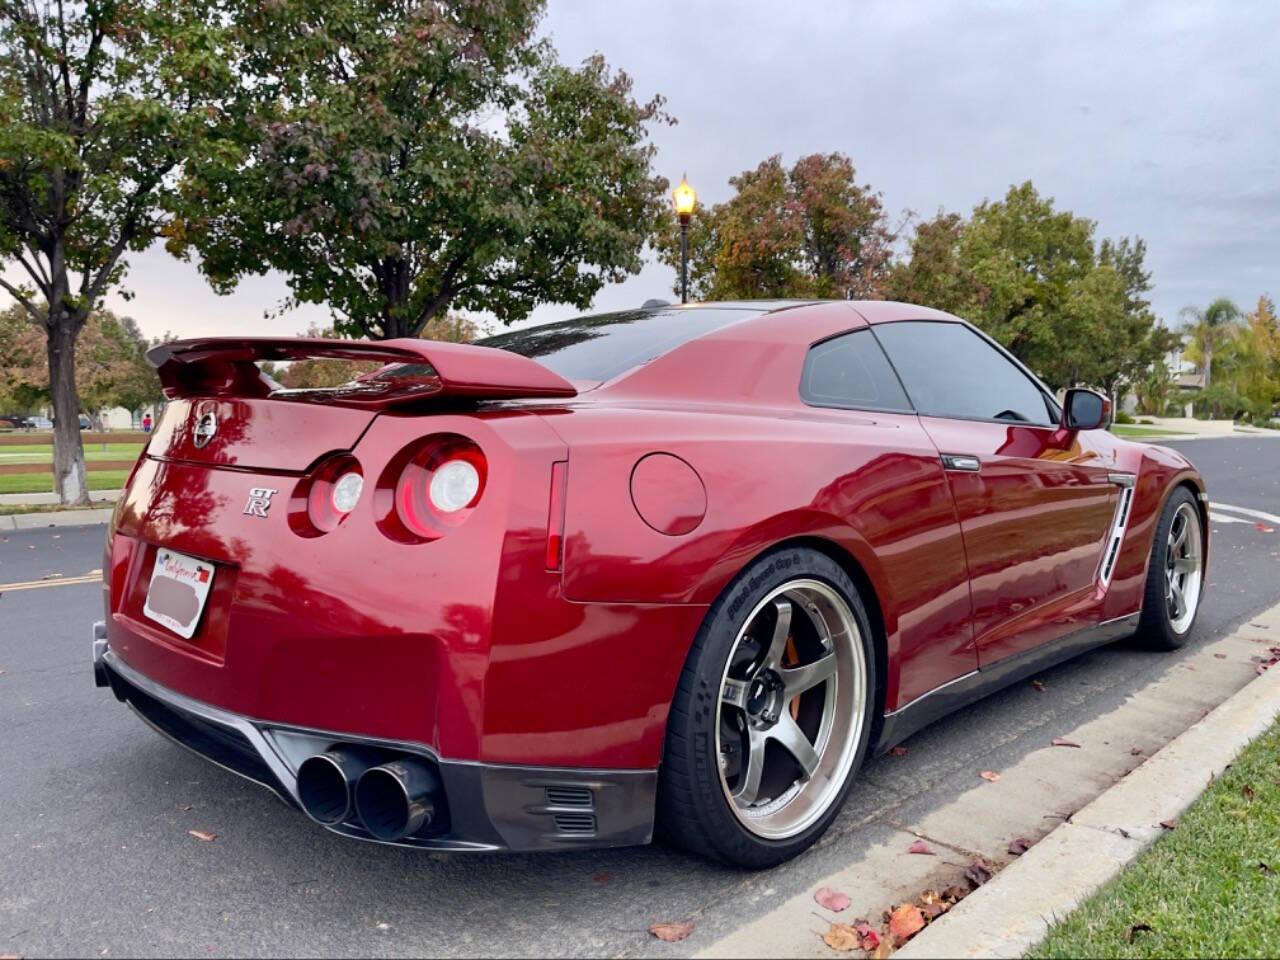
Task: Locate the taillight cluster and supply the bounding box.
[291,435,487,541]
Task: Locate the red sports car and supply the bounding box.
[93,300,1208,867]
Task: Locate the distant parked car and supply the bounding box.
[0,415,25,430]
[79,414,93,430]
[25,416,53,430]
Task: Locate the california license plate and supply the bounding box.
[143,549,215,640]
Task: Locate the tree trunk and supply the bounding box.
[47,320,90,506]
[1203,337,1213,391]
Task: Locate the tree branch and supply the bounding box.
[14,249,52,298]
[0,275,47,326]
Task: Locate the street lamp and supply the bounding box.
[672,173,696,304]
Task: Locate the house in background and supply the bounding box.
[1174,371,1205,416]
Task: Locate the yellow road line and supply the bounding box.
[0,570,102,592]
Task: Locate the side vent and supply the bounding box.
[545,786,592,808]
[552,812,597,835]
[1099,475,1137,588]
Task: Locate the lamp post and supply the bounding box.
[672,174,696,304]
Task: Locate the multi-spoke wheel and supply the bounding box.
[1138,487,1205,649]
[659,548,876,867]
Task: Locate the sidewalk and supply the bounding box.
[0,489,121,506]
[1136,416,1280,438]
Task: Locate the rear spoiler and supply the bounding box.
[147,337,577,407]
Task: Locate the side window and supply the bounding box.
[800,329,912,412]
[873,321,1055,426]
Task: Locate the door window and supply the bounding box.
[800,329,912,412]
[874,321,1056,425]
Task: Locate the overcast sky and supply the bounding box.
[24,0,1280,341]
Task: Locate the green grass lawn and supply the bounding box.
[1030,720,1280,958]
[0,469,129,496]
[0,443,143,464]
[1110,424,1191,438]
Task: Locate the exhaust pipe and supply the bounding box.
[354,758,442,841]
[296,747,376,826]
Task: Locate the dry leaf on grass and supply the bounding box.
[188,830,216,842]
[1008,837,1033,855]
[822,923,861,952]
[979,770,1001,782]
[1243,785,1256,801]
[1159,817,1179,831]
[814,886,852,912]
[1259,862,1275,876]
[1051,737,1081,748]
[908,839,936,856]
[649,922,694,943]
[889,746,909,757]
[1126,923,1154,942]
[888,903,924,942]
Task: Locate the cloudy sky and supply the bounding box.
[41,0,1280,340]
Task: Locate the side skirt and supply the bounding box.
[873,612,1141,755]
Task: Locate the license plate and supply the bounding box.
[143,549,216,640]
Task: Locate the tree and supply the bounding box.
[0,1,232,502]
[173,1,671,341]
[885,182,1161,392]
[0,302,157,416]
[654,153,895,301]
[1179,298,1242,391]
[275,316,480,388]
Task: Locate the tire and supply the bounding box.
[657,546,877,868]
[1135,487,1205,650]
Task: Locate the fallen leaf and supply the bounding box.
[1242,785,1256,801]
[1051,738,1081,748]
[1257,523,1274,533]
[649,922,693,943]
[942,885,970,903]
[188,830,216,842]
[1159,818,1179,831]
[1031,679,1046,692]
[1008,837,1033,856]
[1259,862,1275,876]
[822,923,861,952]
[870,940,893,960]
[815,886,852,912]
[1214,653,1227,659]
[908,839,936,856]
[1117,828,1132,839]
[855,922,881,949]
[1126,923,1153,942]
[979,770,1001,782]
[889,746,909,757]
[1130,747,1145,756]
[888,903,925,942]
[921,901,948,920]
[964,860,993,887]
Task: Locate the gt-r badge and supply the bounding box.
[243,487,277,518]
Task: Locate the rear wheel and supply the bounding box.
[1136,488,1204,650]
[658,547,876,867]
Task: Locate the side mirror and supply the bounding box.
[1063,388,1111,431]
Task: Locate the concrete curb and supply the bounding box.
[1,507,114,530]
[895,652,1280,959]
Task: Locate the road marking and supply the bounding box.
[1209,512,1254,525]
[0,570,102,592]
[1212,502,1280,526]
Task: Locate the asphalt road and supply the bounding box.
[2,437,1278,958]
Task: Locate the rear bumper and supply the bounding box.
[93,624,656,853]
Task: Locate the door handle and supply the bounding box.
[941,454,981,472]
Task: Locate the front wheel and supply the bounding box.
[1136,487,1205,650]
[658,547,877,867]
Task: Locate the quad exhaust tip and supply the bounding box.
[354,758,441,841]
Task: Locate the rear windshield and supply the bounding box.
[476,307,762,382]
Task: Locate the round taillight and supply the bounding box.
[294,457,363,536]
[393,439,487,538]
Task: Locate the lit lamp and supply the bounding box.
[672,174,696,304]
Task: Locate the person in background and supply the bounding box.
[142,413,152,434]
